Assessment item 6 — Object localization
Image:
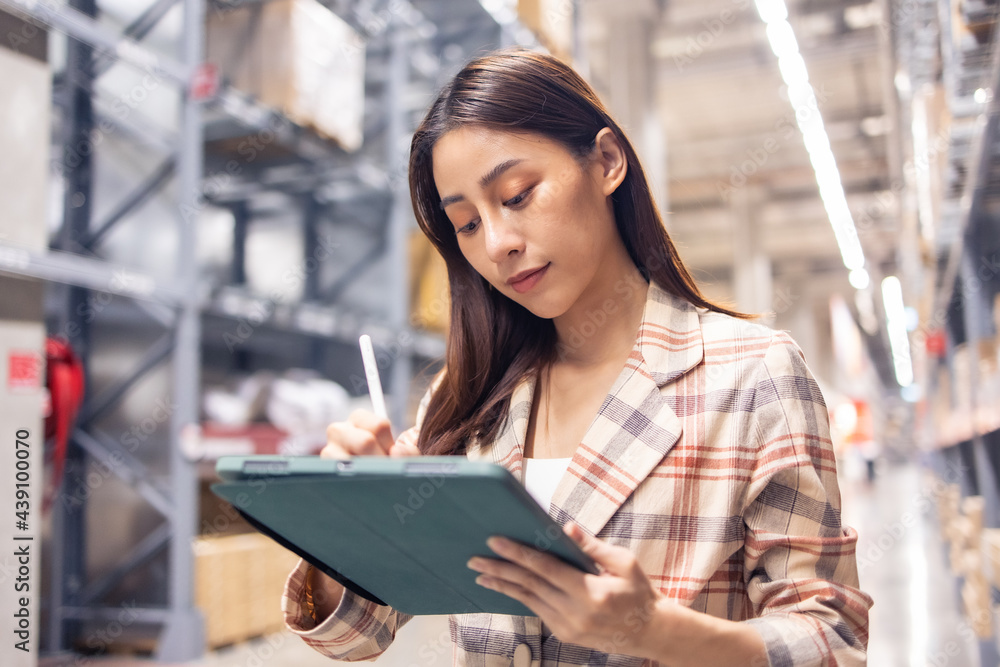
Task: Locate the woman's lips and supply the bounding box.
[509,263,549,294]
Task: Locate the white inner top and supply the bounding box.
[522,457,573,510]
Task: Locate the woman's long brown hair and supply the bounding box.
[409,48,752,456]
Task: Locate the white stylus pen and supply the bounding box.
[359,334,389,422]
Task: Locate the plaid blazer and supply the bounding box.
[282,281,872,666]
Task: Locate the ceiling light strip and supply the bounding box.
[882,275,914,386]
[755,0,868,288]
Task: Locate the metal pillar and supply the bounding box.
[606,11,667,216]
[386,19,412,429]
[49,0,97,652]
[730,187,773,318]
[156,0,205,658]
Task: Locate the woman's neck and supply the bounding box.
[552,264,649,368]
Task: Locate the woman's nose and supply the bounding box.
[482,215,525,263]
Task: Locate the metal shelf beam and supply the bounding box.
[0,242,186,307]
[0,0,187,82]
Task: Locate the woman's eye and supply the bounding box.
[456,219,480,235]
[503,187,534,208]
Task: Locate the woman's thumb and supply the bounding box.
[389,428,421,457]
[564,521,631,574]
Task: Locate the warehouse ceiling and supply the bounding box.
[584,0,898,299]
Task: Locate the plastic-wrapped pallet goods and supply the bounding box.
[207,0,366,151]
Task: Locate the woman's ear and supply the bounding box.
[593,127,627,196]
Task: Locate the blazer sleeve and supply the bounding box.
[741,331,873,667]
[280,376,441,661]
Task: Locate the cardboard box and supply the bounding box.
[409,231,450,334]
[206,0,365,151]
[984,529,1000,587]
[194,533,299,648]
[962,573,993,638]
[962,496,985,539]
[939,484,961,531]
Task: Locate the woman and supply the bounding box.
[281,48,872,666]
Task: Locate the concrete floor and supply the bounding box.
[840,461,982,667]
[75,459,987,666]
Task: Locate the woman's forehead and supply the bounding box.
[431,128,573,186]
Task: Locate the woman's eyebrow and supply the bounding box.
[439,158,525,209]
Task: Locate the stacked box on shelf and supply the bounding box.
[977,337,1000,434]
[947,496,993,638]
[932,364,953,448]
[247,537,300,636]
[194,532,299,648]
[984,529,1000,588]
[963,576,993,638]
[409,231,450,334]
[206,0,365,151]
[940,484,962,542]
[194,535,251,648]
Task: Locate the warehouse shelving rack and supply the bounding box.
[897,0,1000,660]
[0,0,538,660]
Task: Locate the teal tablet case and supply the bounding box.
[211,456,598,616]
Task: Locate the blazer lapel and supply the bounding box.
[465,282,704,539]
[466,373,535,480]
[550,282,704,538]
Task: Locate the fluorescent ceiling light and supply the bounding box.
[766,21,799,59]
[756,6,868,287]
[882,276,914,387]
[778,53,810,87]
[755,0,788,24]
[848,268,870,290]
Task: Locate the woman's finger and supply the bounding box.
[347,409,394,454]
[389,440,421,457]
[474,573,562,620]
[469,555,567,601]
[325,421,387,456]
[483,537,587,595]
[318,441,351,459]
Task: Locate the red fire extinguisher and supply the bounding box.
[43,337,85,512]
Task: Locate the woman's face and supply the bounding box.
[432,125,629,320]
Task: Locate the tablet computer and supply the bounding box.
[211,455,598,616]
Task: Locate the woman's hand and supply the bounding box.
[310,409,420,623]
[320,409,421,459]
[467,521,664,659]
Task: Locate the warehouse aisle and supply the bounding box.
[841,460,979,667]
